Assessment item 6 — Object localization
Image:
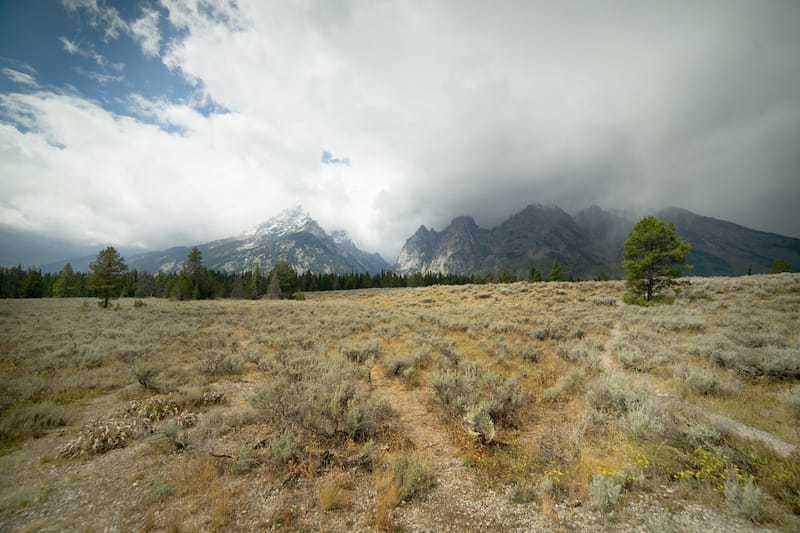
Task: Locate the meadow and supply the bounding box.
[1,274,799,531]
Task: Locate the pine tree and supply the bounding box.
[53,263,79,297]
[530,267,543,282]
[268,271,281,299]
[770,258,792,274]
[89,246,128,308]
[623,216,691,303]
[549,259,565,282]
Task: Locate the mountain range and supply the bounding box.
[396,205,800,278]
[123,207,390,275]
[33,204,799,278]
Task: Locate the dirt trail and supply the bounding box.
[601,321,621,372]
[370,366,474,482]
[604,320,798,458]
[369,367,552,531]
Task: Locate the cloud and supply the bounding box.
[59,36,106,66]
[61,0,127,41]
[3,0,800,266]
[321,150,351,166]
[129,7,161,57]
[1,68,39,88]
[62,1,161,58]
[73,67,124,84]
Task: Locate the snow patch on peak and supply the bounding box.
[245,206,312,240]
[330,229,353,247]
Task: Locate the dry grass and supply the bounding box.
[1,274,799,530]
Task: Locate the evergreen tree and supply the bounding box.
[623,216,691,303]
[136,271,155,297]
[770,258,792,274]
[268,261,298,298]
[252,264,265,299]
[53,263,79,297]
[89,246,128,308]
[530,267,543,282]
[268,270,281,299]
[549,259,565,282]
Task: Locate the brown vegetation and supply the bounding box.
[1,273,799,531]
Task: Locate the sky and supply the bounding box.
[1,0,799,267]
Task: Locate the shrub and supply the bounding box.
[784,385,800,418]
[384,450,435,502]
[232,445,259,475]
[431,359,525,442]
[760,347,800,379]
[197,350,244,376]
[509,480,537,504]
[680,421,721,447]
[150,480,175,502]
[270,430,296,464]
[586,373,643,414]
[542,370,583,403]
[252,350,390,441]
[131,360,161,390]
[318,480,349,510]
[0,401,72,443]
[463,402,496,443]
[622,399,665,439]
[677,367,738,396]
[556,342,600,368]
[588,473,622,511]
[725,477,766,523]
[533,321,566,341]
[616,343,668,372]
[340,340,380,363]
[519,346,542,364]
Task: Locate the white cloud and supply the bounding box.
[130,8,161,57]
[73,67,124,84]
[61,0,127,41]
[1,68,39,88]
[59,36,106,66]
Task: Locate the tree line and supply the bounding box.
[0,249,588,301]
[3,240,792,304]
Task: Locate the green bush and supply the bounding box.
[784,385,800,418]
[232,445,259,475]
[677,367,739,396]
[431,359,525,443]
[385,450,435,502]
[0,401,72,443]
[197,350,244,376]
[252,350,390,441]
[509,480,537,503]
[588,473,622,511]
[542,370,583,403]
[131,360,161,390]
[270,430,296,464]
[340,340,380,363]
[725,477,766,523]
[586,373,643,414]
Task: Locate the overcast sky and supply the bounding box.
[1,0,799,266]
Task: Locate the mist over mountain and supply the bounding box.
[396,205,800,278]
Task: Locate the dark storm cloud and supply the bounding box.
[369,0,800,250]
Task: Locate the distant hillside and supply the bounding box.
[396,205,800,278]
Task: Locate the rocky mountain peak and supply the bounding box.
[245,205,315,240]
